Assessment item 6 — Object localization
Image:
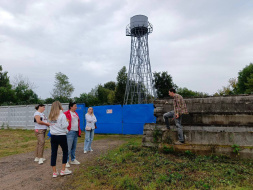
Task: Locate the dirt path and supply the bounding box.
[0,138,125,190]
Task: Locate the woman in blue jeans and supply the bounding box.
[84,107,97,153]
[64,102,82,168]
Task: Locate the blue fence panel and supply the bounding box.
[91,105,123,134]
[76,104,86,131]
[122,104,155,135]
[123,123,144,135]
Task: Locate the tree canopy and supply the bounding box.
[153,71,177,98]
[115,66,127,104]
[237,63,253,94]
[0,65,15,105]
[51,72,74,102]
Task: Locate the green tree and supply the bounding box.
[215,78,238,96]
[51,72,74,102]
[74,93,99,107]
[153,71,177,98]
[245,73,253,94]
[14,81,39,104]
[0,65,15,105]
[237,63,253,94]
[115,66,127,104]
[97,85,115,105]
[104,81,116,91]
[12,74,39,104]
[177,87,208,97]
[44,97,55,104]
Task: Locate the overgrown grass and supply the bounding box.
[0,129,110,158]
[65,137,253,190]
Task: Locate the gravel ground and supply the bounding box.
[0,138,125,190]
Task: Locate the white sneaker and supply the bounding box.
[60,168,72,176]
[70,159,80,165]
[89,149,93,152]
[38,158,44,164]
[35,157,46,162]
[66,162,70,168]
[84,151,87,154]
[52,171,59,178]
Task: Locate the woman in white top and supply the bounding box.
[48,101,72,178]
[84,107,97,153]
[64,102,81,168]
[34,104,50,165]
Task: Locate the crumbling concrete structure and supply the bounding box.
[143,95,253,158]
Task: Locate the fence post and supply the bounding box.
[7,106,10,128]
[26,105,28,129]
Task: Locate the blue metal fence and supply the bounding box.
[81,104,155,135]
[76,104,85,131]
[92,105,122,134]
[122,104,156,135]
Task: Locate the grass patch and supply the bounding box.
[0,129,114,158]
[65,137,253,190]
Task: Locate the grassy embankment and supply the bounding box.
[65,137,253,190]
[1,129,252,189]
[0,129,108,158]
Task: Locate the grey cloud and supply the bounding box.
[0,0,253,98]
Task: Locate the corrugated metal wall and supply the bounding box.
[0,103,155,135]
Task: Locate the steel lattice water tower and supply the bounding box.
[124,15,156,105]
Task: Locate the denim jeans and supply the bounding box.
[67,130,78,162]
[84,129,94,151]
[163,111,184,142]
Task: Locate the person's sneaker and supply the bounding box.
[89,149,93,152]
[70,159,80,165]
[66,162,70,168]
[38,158,44,164]
[34,157,39,162]
[60,168,72,176]
[174,141,184,145]
[52,171,59,178]
[35,157,46,162]
[84,151,87,154]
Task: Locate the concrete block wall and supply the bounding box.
[0,103,69,129]
[143,95,253,158]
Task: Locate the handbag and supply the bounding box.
[95,122,97,129]
[47,130,51,138]
[85,126,92,131]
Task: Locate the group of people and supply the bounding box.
[33,88,187,178]
[34,101,97,178]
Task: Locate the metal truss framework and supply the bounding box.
[124,23,156,105]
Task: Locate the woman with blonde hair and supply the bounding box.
[84,107,97,153]
[49,101,72,177]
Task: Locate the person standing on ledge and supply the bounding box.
[163,88,188,145]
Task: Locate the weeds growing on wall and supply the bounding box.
[232,144,241,156]
[153,127,162,143]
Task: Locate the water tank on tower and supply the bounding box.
[124,15,156,104]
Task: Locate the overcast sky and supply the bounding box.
[1,0,253,99]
